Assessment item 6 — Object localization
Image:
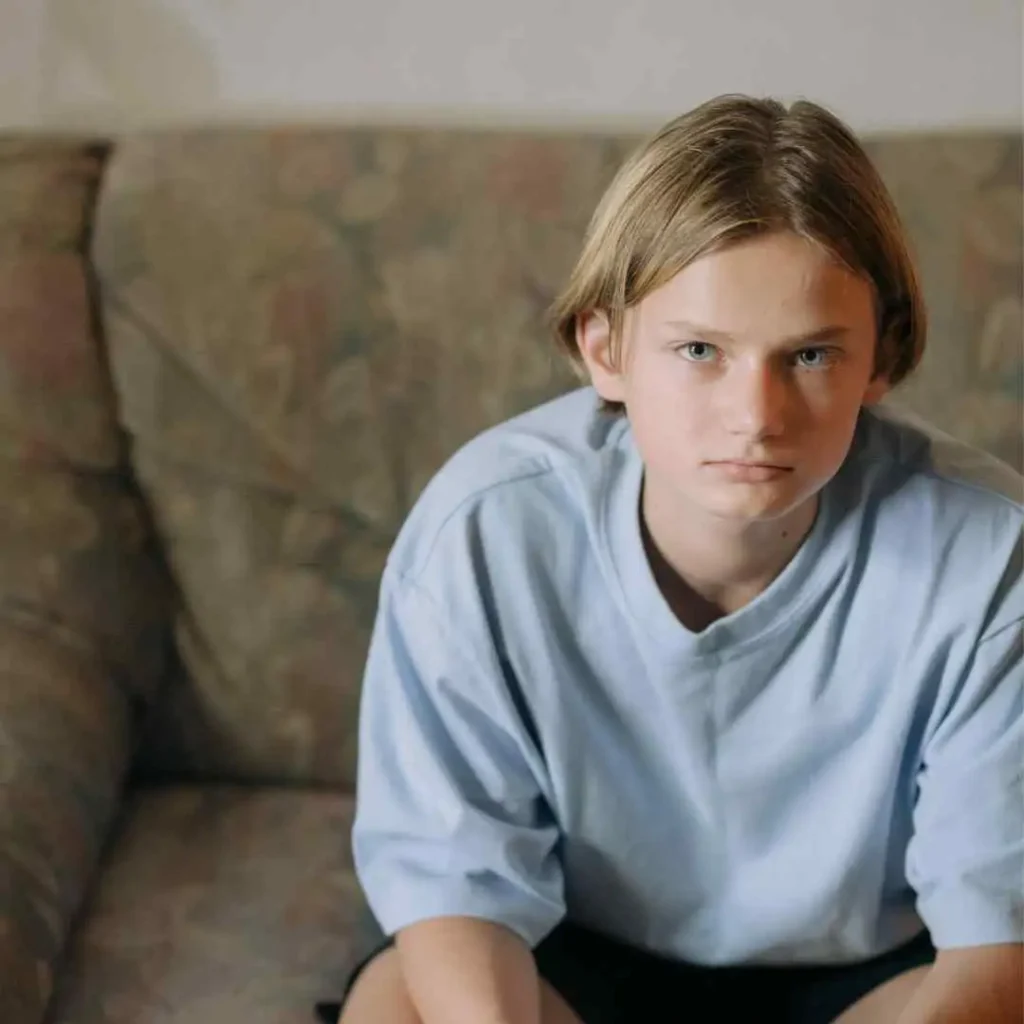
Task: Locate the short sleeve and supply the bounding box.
[907,616,1024,948]
[351,570,565,949]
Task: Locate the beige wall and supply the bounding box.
[2,0,1022,133]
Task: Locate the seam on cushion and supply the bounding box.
[103,293,355,511]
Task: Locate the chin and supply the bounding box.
[699,485,808,523]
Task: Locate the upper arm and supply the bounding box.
[351,570,565,948]
[907,605,1024,949]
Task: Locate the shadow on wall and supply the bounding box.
[42,0,220,130]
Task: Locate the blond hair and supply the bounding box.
[550,95,926,413]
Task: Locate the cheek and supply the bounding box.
[628,354,702,407]
[796,371,870,425]
[800,401,864,473]
[626,375,709,462]
[815,371,870,414]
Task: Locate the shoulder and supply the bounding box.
[848,404,1022,633]
[386,387,627,585]
[853,404,1022,519]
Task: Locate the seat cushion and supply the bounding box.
[47,787,366,1024]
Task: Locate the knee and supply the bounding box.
[338,947,422,1023]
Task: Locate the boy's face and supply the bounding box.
[579,231,889,525]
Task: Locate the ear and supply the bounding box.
[576,310,628,404]
[862,373,890,406]
[863,334,895,406]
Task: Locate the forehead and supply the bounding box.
[639,231,876,331]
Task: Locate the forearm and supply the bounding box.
[397,915,542,1024]
[897,945,1023,1024]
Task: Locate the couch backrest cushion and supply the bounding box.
[865,135,1022,469]
[93,128,618,784]
[92,127,1021,787]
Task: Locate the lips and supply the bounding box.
[706,461,794,482]
[713,461,792,469]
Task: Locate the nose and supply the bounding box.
[720,362,788,439]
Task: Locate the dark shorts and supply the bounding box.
[316,916,935,1024]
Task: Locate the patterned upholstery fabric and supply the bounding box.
[0,125,1019,1024]
[0,141,170,1024]
[866,135,1022,469]
[94,129,603,787]
[46,788,362,1024]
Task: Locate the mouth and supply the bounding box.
[711,460,793,469]
[705,461,794,481]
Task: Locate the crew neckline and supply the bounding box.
[601,425,851,663]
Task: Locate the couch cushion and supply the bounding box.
[47,787,364,1024]
[93,128,617,786]
[865,134,1022,470]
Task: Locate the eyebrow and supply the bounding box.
[663,321,852,346]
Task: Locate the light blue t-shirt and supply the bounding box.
[351,387,1023,965]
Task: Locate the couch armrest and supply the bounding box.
[0,138,171,1023]
[0,623,134,1021]
[0,458,170,1024]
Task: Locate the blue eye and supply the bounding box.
[679,341,717,362]
[795,347,833,369]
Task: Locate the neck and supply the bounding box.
[641,482,819,627]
